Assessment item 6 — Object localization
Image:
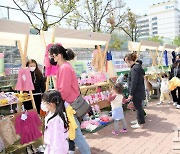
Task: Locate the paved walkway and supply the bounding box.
[83,100,180,154]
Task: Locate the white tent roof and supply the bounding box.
[128,41,141,51]
[0,19,30,50]
[0,19,111,65]
[128,40,160,52]
[175,47,180,52]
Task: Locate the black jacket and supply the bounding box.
[169,63,180,80]
[128,63,145,100]
[30,72,46,94]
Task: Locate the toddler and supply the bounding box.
[108,83,127,135]
[157,73,171,105]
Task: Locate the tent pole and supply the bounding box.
[136,41,142,59]
[45,26,56,90]
[23,35,29,62]
[17,41,24,67]
[40,30,47,47]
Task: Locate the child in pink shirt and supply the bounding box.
[42,90,69,154]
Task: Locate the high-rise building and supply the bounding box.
[137,0,180,40]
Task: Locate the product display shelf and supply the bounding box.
[0,99,32,107]
[0,98,33,113]
[80,81,111,96]
[80,81,111,109]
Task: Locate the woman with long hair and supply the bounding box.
[26,59,46,114]
[48,44,91,154]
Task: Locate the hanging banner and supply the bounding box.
[0,53,4,76]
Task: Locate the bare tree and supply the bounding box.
[119,9,140,42]
[75,0,126,32]
[13,0,79,33]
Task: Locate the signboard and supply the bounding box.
[0,53,4,76]
[114,59,129,72]
[72,61,87,77]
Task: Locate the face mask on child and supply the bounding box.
[41,102,48,112]
[29,67,36,72]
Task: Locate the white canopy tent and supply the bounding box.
[128,40,160,66]
[27,27,111,65]
[0,19,36,110]
[128,40,179,70]
[0,19,111,66]
[0,19,30,66]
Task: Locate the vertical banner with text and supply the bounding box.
[0,53,4,76]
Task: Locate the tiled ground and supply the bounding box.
[83,100,180,154]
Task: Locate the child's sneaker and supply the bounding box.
[112,131,119,135]
[119,129,127,133]
[157,102,162,105]
[176,105,180,109]
[173,102,177,106]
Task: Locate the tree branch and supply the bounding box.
[120,26,132,39]
[45,1,52,13]
[99,0,110,23]
[78,14,93,28]
[86,0,94,24]
[12,0,40,32]
[48,11,72,26]
[31,11,43,24]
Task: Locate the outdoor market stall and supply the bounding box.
[0,19,43,154]
[128,40,162,98]
[0,19,36,112]
[25,26,112,109]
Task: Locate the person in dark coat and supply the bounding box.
[25,59,46,114]
[124,53,145,128]
[169,54,180,109]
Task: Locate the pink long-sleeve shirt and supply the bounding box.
[44,112,68,154]
[56,62,79,104]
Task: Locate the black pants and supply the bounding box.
[69,117,83,151]
[23,95,41,114]
[69,139,76,151]
[171,87,180,105]
[132,97,145,124]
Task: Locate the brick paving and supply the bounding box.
[83,100,180,154]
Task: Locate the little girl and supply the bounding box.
[109,83,127,135]
[157,73,171,105]
[42,90,69,154]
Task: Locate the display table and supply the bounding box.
[80,81,111,96]
[80,81,110,91]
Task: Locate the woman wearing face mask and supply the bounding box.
[25,59,46,114]
[169,54,180,109]
[48,44,91,154]
[124,53,145,129]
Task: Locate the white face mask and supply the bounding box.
[29,67,36,72]
[41,103,48,112]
